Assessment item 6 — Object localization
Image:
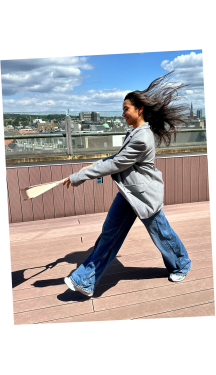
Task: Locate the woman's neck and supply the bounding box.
[132,118,145,129]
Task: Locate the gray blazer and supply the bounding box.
[69,122,164,219]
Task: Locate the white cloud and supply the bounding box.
[161,51,205,110]
[2,52,206,113]
[161,52,203,70]
[52,67,81,79]
[2,56,129,112]
[2,88,130,112]
[1,56,93,96]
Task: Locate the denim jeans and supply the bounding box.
[70,192,191,295]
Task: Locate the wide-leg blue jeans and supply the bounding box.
[69,192,191,295]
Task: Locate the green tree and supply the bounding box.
[13,118,20,126]
[22,121,28,127]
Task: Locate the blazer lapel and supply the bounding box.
[117,123,149,154]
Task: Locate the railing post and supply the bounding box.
[65,115,73,155]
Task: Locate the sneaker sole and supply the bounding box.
[64,277,93,297]
[168,275,186,282]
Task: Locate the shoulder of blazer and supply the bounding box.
[117,123,151,154]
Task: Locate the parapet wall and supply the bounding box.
[6,154,209,224]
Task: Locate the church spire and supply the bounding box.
[190,102,193,119]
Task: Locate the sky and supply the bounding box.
[1,49,205,114]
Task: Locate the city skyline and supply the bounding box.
[3,103,206,119]
[1,49,205,113]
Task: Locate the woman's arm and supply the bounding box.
[68,136,146,187]
[63,163,93,188]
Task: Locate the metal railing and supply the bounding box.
[3,111,206,159]
[4,128,207,160]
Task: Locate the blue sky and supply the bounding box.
[1,49,204,113]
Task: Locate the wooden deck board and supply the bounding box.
[10,242,212,273]
[9,201,215,324]
[10,251,213,293]
[12,266,213,302]
[9,228,211,256]
[43,289,215,324]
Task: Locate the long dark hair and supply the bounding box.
[124,70,189,146]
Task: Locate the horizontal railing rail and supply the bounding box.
[4,128,207,140]
[4,128,207,162]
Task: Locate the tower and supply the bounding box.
[190,103,193,119]
[197,109,203,118]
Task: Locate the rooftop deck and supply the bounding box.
[10,201,215,324]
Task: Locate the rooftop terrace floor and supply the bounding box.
[10,201,215,325]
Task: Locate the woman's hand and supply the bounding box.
[63,178,74,189]
[63,165,93,189]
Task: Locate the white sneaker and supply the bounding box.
[169,273,186,282]
[64,277,93,297]
[64,277,76,291]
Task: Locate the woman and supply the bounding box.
[63,71,191,297]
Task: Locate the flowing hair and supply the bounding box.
[124,70,190,146]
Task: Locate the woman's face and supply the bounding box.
[122,99,143,126]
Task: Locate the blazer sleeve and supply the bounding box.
[69,136,146,187]
[92,153,117,166]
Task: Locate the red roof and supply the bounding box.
[18,130,38,134]
[5,139,13,146]
[5,130,38,146]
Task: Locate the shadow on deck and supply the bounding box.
[10,201,215,324]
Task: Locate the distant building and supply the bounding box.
[187,121,202,129]
[90,125,107,132]
[4,128,21,137]
[82,120,93,124]
[73,123,82,132]
[5,129,38,152]
[199,120,206,129]
[197,109,203,118]
[37,120,55,131]
[91,112,100,122]
[187,102,201,129]
[189,102,194,119]
[33,118,46,124]
[79,112,91,121]
[79,111,100,122]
